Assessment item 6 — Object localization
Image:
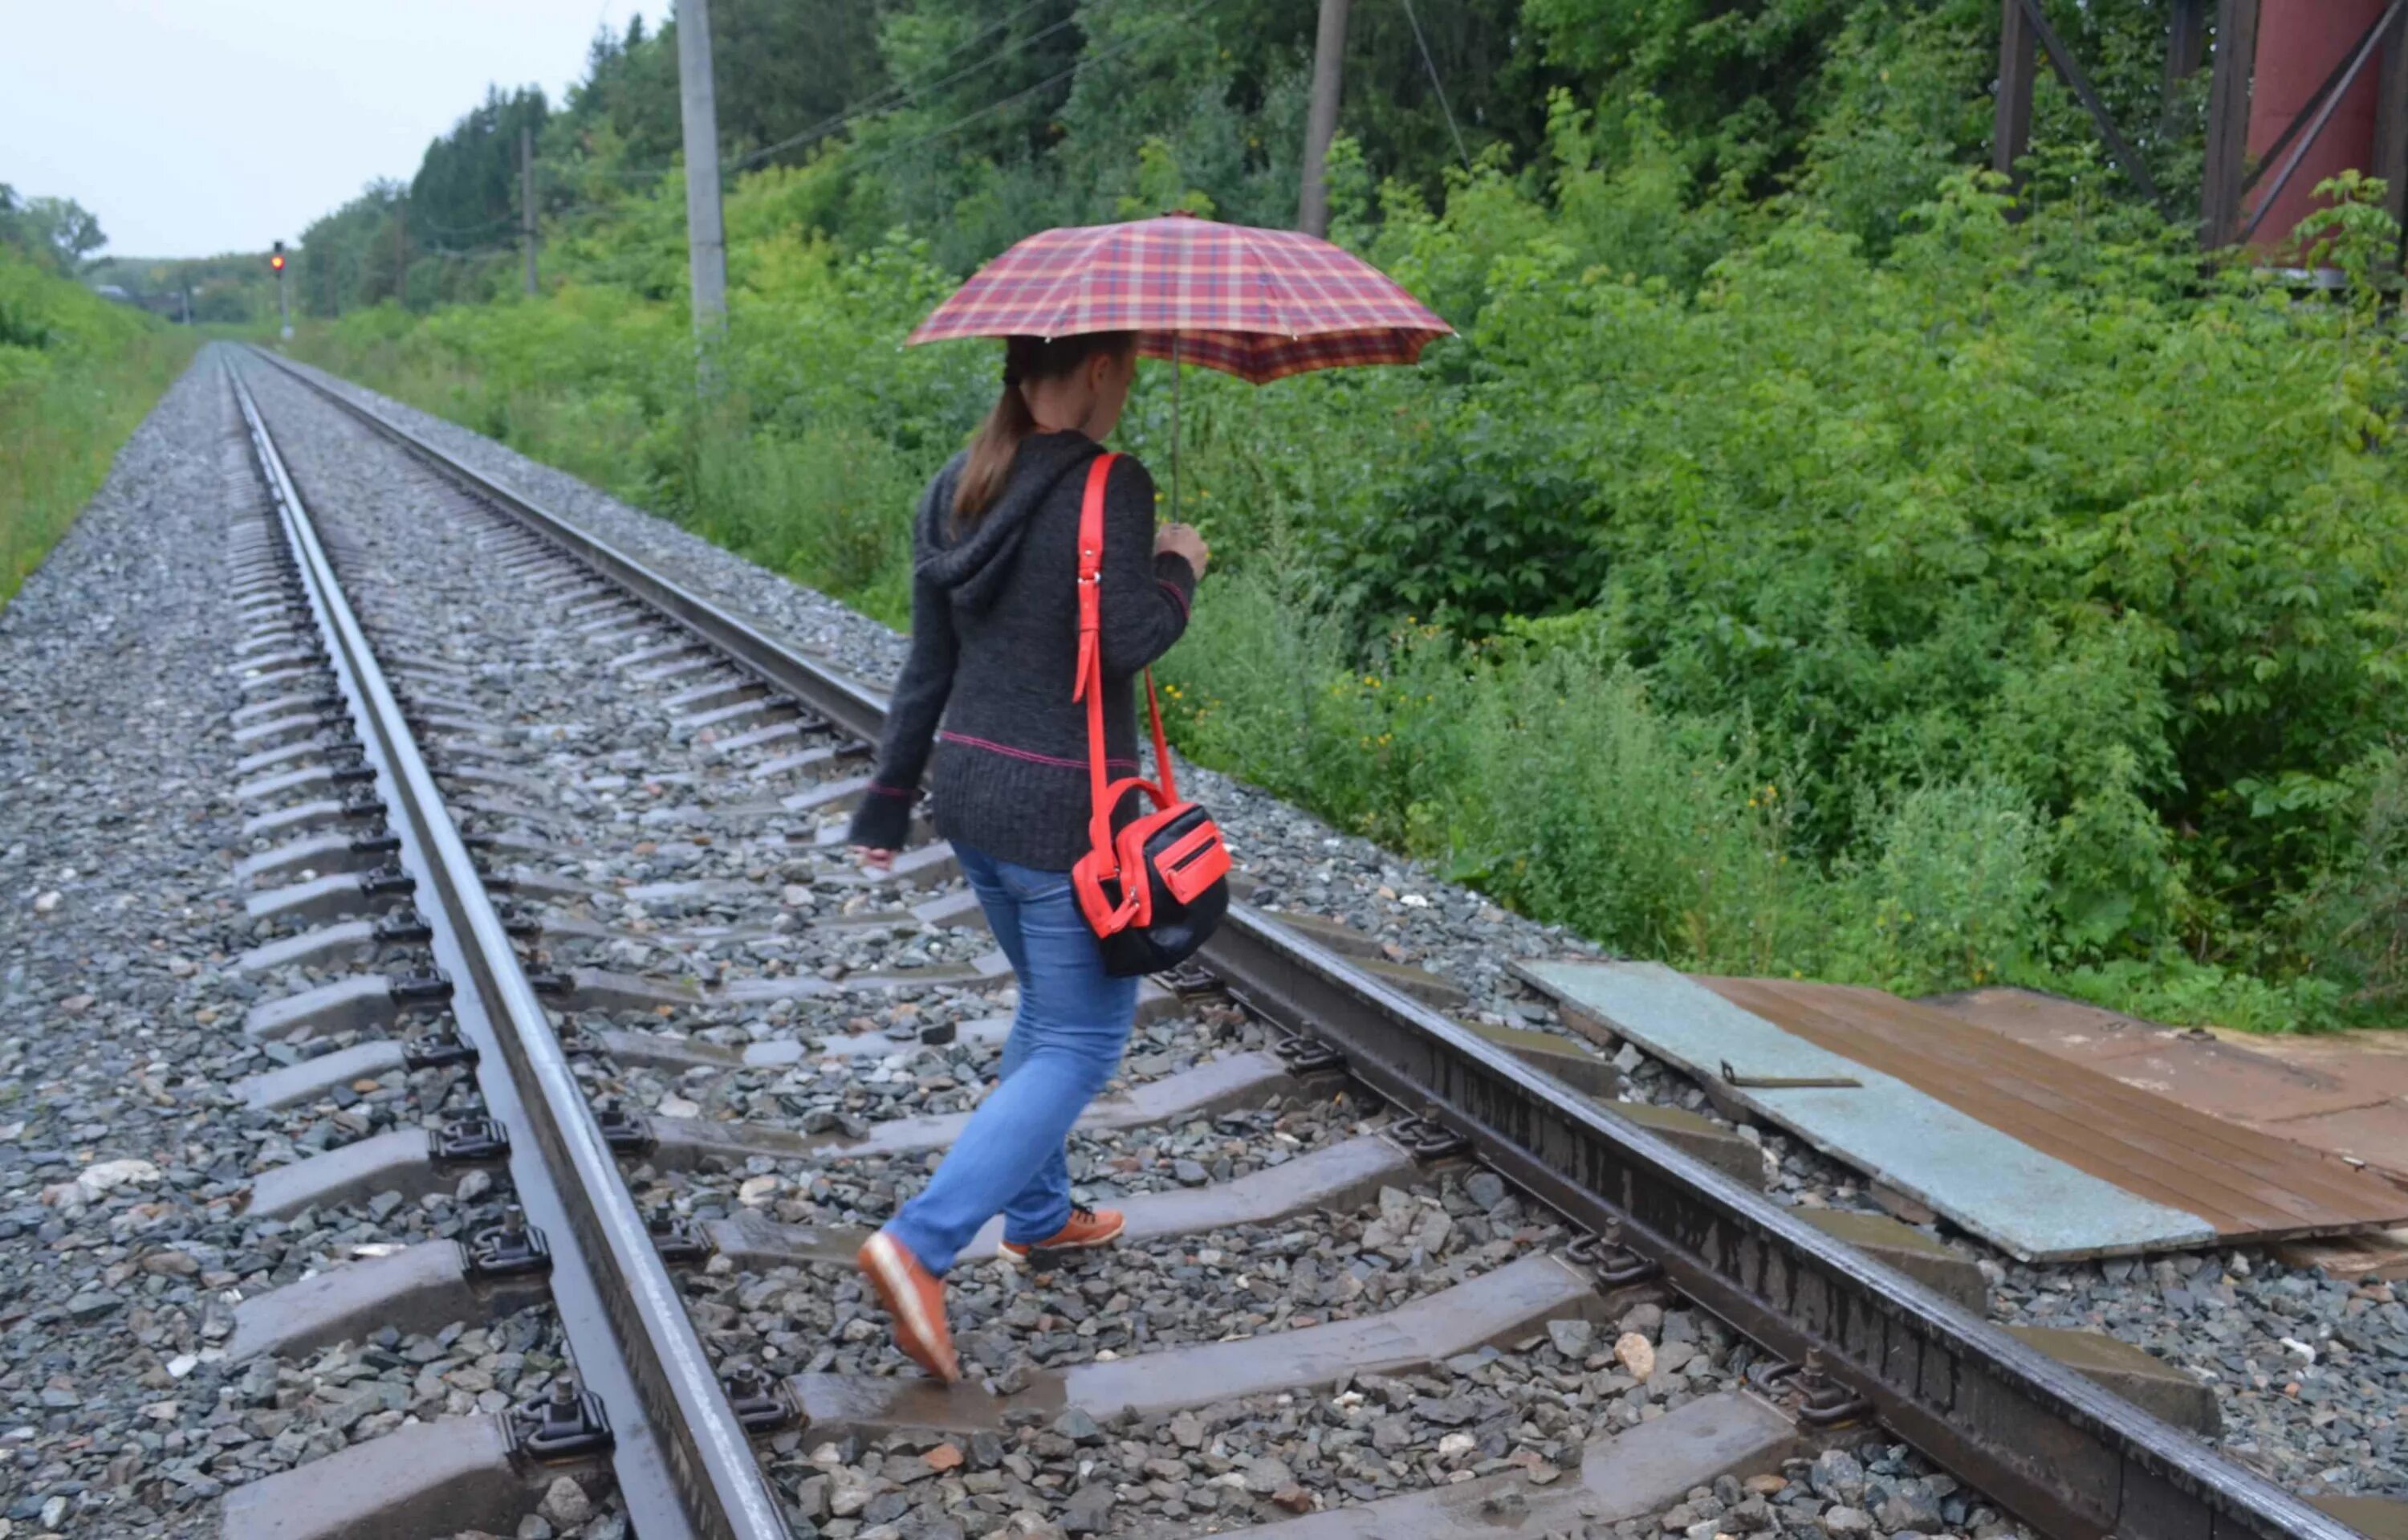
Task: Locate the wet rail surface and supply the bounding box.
[208,344,2360,1540]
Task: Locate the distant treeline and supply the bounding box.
[293,0,2199,318]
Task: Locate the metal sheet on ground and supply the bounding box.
[1926,985,2408,1183]
[1519,961,2215,1260]
[1710,976,2408,1244]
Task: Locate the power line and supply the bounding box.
[417,238,519,260]
[413,209,519,238]
[761,0,1061,140]
[726,0,1105,176]
[556,160,679,182]
[1397,0,1470,171]
[843,0,1226,181]
[549,198,655,221]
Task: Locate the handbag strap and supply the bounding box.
[1075,453,1179,870]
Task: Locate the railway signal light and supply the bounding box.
[270,240,292,339]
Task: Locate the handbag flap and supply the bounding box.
[1157,817,1230,905]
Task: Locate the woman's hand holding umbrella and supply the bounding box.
[1156,522,1210,578]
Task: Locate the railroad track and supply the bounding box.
[206,343,2354,1540]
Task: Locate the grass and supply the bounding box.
[1,332,199,604]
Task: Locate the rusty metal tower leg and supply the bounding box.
[2203,0,2263,246]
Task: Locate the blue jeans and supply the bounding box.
[884,843,1138,1275]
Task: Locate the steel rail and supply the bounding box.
[227,356,793,1540]
[243,345,2353,1540]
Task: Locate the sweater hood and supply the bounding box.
[916,431,1103,615]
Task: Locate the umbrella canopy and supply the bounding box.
[907,213,1451,385]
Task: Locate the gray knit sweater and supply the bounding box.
[846,432,1198,870]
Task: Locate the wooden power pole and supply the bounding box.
[520,124,539,297]
[677,0,729,345]
[1296,0,1351,237]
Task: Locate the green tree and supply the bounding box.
[0,189,106,275]
[559,15,684,169]
[411,85,550,246]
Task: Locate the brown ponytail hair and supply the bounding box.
[953,331,1136,532]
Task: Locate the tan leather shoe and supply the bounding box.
[857,1230,961,1383]
[999,1204,1125,1263]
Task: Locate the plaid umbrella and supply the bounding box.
[907,213,1452,384]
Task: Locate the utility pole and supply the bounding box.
[520,124,539,297]
[1296,0,1351,237]
[676,0,729,351]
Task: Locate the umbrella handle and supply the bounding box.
[1169,334,1182,526]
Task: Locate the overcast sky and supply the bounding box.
[1,0,670,259]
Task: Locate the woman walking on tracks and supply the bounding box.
[848,331,1210,1383]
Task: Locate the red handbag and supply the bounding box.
[1068,453,1232,976]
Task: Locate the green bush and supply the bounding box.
[1160,573,1812,975]
[689,417,917,623]
[1837,778,2048,996]
[290,131,2408,1033]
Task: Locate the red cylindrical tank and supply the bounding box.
[2245,0,2389,245]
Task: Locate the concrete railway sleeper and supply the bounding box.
[201,356,1828,1540]
[220,361,792,1540]
[197,345,2367,1540]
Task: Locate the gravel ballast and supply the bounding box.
[235,353,1805,1535]
[8,346,2384,1536]
[235,352,2046,1538]
[247,349,2404,1527]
